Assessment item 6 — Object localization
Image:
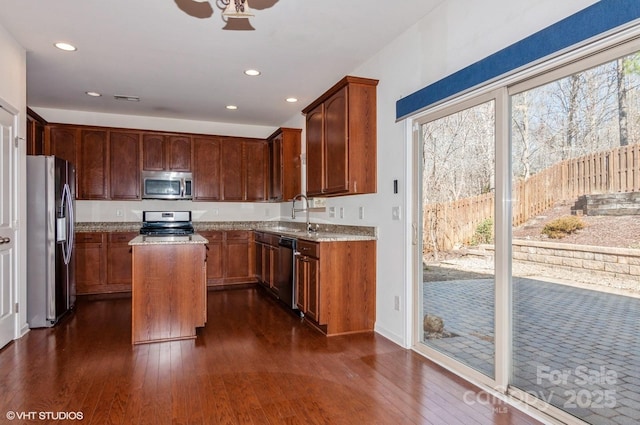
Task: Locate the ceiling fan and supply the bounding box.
[174,0,279,31]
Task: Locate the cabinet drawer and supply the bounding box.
[225,230,249,241]
[254,231,267,243]
[266,233,280,246]
[75,232,104,243]
[297,240,318,258]
[199,231,223,241]
[108,232,138,243]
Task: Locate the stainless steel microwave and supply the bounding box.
[141,171,193,200]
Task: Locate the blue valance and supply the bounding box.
[396,0,640,120]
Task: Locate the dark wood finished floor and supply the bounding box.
[0,288,542,425]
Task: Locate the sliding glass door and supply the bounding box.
[414,36,640,425]
[417,93,499,383]
[508,45,640,424]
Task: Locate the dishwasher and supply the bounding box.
[277,237,298,312]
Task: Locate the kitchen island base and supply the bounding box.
[130,235,207,345]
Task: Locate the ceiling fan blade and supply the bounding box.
[174,0,214,19]
[249,0,279,10]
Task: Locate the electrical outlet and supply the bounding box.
[394,296,400,311]
[310,197,326,208]
[339,207,345,218]
[392,206,401,220]
[329,206,336,218]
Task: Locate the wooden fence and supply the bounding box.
[424,143,640,252]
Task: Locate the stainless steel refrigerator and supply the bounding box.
[26,156,76,328]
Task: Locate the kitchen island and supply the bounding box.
[129,234,208,344]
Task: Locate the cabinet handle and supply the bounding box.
[0,237,10,244]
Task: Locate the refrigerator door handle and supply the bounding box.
[61,183,74,265]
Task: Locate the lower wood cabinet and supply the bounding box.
[295,239,376,336]
[199,230,255,288]
[75,232,107,294]
[254,231,279,295]
[75,231,137,295]
[201,231,223,283]
[76,230,255,294]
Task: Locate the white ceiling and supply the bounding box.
[0,0,443,127]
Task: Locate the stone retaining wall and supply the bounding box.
[511,239,640,291]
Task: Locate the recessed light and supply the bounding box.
[85,91,101,97]
[285,97,298,103]
[226,105,238,110]
[54,42,77,52]
[244,69,261,76]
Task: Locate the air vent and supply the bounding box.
[114,95,140,102]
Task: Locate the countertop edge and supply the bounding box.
[129,234,209,246]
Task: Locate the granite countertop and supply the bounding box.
[129,234,209,246]
[200,222,377,241]
[76,222,141,233]
[78,221,377,242]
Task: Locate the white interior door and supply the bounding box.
[0,106,17,348]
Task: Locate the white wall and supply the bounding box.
[0,24,28,337]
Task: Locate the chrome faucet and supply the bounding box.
[292,193,313,233]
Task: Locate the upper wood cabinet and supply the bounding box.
[244,140,268,201]
[142,133,164,170]
[47,125,79,165]
[142,134,192,171]
[220,137,268,202]
[47,125,103,198]
[193,136,221,201]
[44,123,270,202]
[47,125,141,200]
[26,108,46,156]
[220,138,244,201]
[169,136,192,171]
[268,127,302,201]
[78,129,109,200]
[302,76,378,197]
[110,131,141,200]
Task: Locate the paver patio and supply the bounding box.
[423,277,640,424]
